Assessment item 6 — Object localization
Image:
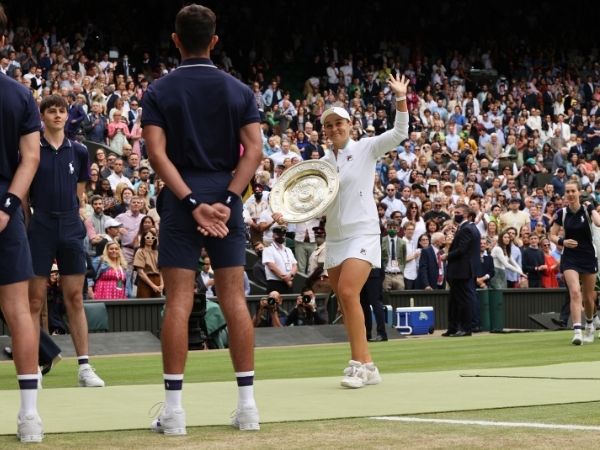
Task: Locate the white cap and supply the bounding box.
[104,218,123,230]
[321,107,350,124]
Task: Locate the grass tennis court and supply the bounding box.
[1,331,600,448]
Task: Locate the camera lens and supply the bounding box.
[267,297,276,306]
[302,295,311,304]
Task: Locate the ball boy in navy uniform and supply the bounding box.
[28,95,105,388]
[0,5,44,443]
[142,4,263,435]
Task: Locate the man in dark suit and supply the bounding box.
[443,204,481,337]
[417,232,446,290]
[65,93,87,139]
[360,268,388,342]
[474,236,495,332]
[475,237,495,289]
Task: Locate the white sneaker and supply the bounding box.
[594,315,600,329]
[583,325,595,344]
[572,329,583,346]
[78,366,105,387]
[363,362,382,385]
[16,413,43,443]
[341,360,366,388]
[151,406,187,435]
[231,405,260,431]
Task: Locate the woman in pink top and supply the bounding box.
[93,242,128,300]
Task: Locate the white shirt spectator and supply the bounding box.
[262,242,297,281]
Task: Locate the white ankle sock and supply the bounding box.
[235,371,255,408]
[17,374,39,416]
[163,374,183,409]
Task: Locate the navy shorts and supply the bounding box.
[0,184,33,285]
[157,171,245,271]
[28,210,87,277]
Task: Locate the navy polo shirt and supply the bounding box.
[141,57,260,172]
[30,137,90,212]
[0,73,41,181]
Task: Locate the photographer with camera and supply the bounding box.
[286,287,326,326]
[252,290,285,327]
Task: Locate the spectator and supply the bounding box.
[500,198,530,237]
[293,218,320,274]
[540,237,560,288]
[252,241,267,287]
[402,222,421,289]
[401,201,426,239]
[133,228,163,298]
[92,242,128,300]
[417,232,446,290]
[107,110,131,154]
[521,233,545,287]
[86,102,108,144]
[107,158,133,191]
[46,264,67,335]
[196,256,215,298]
[489,231,526,289]
[244,184,269,245]
[475,237,495,290]
[66,92,87,139]
[381,184,406,218]
[111,186,134,216]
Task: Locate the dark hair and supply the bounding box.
[175,4,216,53]
[119,187,134,204]
[498,230,512,256]
[40,94,68,113]
[138,215,156,236]
[0,5,7,37]
[407,201,421,221]
[455,203,470,216]
[94,179,113,196]
[417,233,430,249]
[142,228,158,250]
[426,219,440,232]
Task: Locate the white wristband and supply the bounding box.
[396,96,407,102]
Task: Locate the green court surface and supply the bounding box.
[1,361,599,435]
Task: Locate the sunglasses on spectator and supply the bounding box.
[145,236,156,240]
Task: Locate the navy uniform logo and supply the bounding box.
[360,248,366,255]
[3,198,11,208]
[68,162,74,174]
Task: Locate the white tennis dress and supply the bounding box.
[322,111,409,269]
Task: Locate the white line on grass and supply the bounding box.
[370,416,600,431]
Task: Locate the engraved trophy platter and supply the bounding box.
[268,160,339,223]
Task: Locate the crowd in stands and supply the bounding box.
[3,5,600,307]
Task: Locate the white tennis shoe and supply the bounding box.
[78,365,105,387]
[231,405,260,431]
[572,329,583,346]
[151,405,187,435]
[17,413,43,443]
